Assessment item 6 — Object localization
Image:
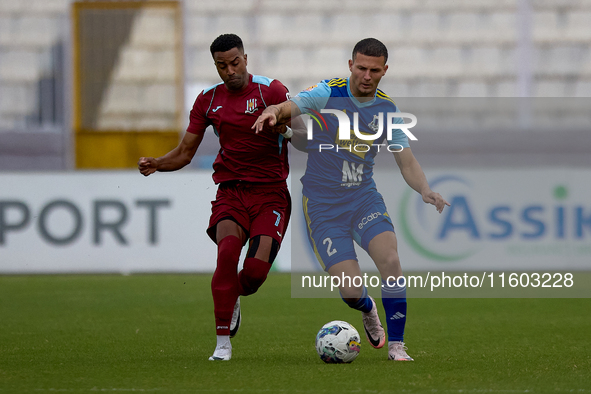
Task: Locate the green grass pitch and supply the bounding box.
[1,273,590,393]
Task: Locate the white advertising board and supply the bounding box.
[1,169,590,274]
[0,171,291,274]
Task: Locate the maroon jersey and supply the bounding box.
[187,74,290,184]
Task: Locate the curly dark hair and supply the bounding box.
[210,34,244,57]
[352,38,388,64]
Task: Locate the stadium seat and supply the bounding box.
[185,15,212,47]
[99,83,176,123]
[293,15,325,46]
[0,49,41,81]
[11,0,70,15]
[242,47,265,75]
[307,47,349,80]
[258,14,325,46]
[0,0,25,13]
[534,80,566,97]
[457,82,488,97]
[534,11,591,44]
[488,13,516,43]
[377,0,515,12]
[565,12,591,42]
[329,14,367,44]
[2,0,589,139]
[185,0,256,14]
[428,47,463,78]
[99,84,142,115]
[445,12,515,44]
[0,15,61,48]
[128,8,176,48]
[539,46,586,76]
[111,48,176,82]
[0,16,11,46]
[368,13,406,45]
[446,13,481,44]
[95,113,135,131]
[582,55,591,77]
[185,48,222,82]
[533,11,560,43]
[389,47,425,78]
[214,15,251,43]
[413,81,448,97]
[494,80,517,97]
[574,81,591,96]
[259,0,342,12]
[142,84,178,114]
[186,14,252,47]
[265,48,309,80]
[380,80,409,97]
[0,82,36,118]
[256,14,284,46]
[464,47,514,78]
[136,114,177,130]
[407,13,440,44]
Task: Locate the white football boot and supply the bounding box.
[229,297,241,338]
[388,341,414,361]
[209,338,232,361]
[362,296,386,349]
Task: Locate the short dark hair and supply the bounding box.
[210,34,244,57]
[352,38,388,64]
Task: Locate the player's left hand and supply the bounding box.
[138,157,158,177]
[422,190,450,213]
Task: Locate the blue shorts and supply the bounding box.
[302,191,395,271]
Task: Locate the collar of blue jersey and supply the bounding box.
[345,78,378,108]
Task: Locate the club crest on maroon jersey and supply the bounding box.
[245,98,258,114]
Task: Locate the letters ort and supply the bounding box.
[0,199,170,245]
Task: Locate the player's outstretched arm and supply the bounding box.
[393,148,450,213]
[138,132,204,176]
[252,100,300,134]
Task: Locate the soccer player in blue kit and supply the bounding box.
[253,38,449,361]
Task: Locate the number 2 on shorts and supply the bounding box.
[323,237,337,257]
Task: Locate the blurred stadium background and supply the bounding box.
[0,0,590,170]
[0,0,590,274]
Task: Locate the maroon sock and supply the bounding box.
[211,236,242,336]
[238,257,272,296]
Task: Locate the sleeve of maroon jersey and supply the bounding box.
[265,80,290,106]
[186,91,210,135]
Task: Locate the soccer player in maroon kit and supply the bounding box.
[138,34,292,361]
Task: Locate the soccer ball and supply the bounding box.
[315,320,361,363]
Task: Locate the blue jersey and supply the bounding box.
[291,78,410,203]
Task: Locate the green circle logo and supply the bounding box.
[553,185,568,200]
[398,178,478,262]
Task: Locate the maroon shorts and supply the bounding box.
[207,180,291,245]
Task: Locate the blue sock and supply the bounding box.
[381,279,407,342]
[341,286,373,313]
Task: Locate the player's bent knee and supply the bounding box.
[388,254,401,267]
[218,235,243,260]
[247,235,280,263]
[239,257,271,296]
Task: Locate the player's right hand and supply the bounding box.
[252,107,277,134]
[138,157,158,176]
